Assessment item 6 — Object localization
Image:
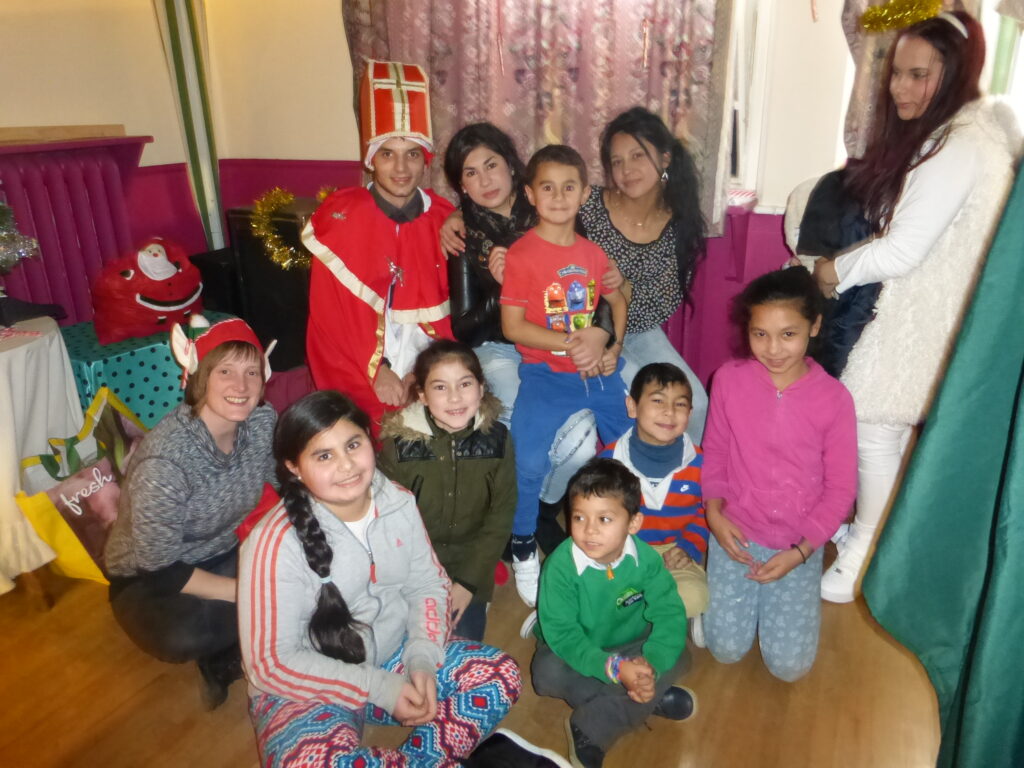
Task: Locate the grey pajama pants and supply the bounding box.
[532,637,690,752]
[704,535,823,682]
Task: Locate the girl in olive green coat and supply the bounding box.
[378,340,516,640]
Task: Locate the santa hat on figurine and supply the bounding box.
[170,314,276,388]
[360,60,434,169]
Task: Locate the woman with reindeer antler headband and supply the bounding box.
[808,9,1021,603]
[103,315,277,709]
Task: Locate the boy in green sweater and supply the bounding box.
[532,457,695,768]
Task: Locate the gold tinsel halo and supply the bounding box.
[861,0,943,32]
[251,187,310,270]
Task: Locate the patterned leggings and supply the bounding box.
[250,641,521,768]
[704,536,824,682]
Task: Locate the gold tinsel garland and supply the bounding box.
[251,187,310,270]
[861,0,944,32]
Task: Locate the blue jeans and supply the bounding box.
[621,327,708,443]
[476,341,599,504]
[452,600,488,642]
[510,362,634,536]
[474,341,522,426]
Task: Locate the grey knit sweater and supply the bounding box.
[104,403,276,580]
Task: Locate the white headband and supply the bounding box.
[937,12,968,39]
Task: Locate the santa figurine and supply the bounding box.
[92,237,203,345]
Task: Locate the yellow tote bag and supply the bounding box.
[17,490,107,583]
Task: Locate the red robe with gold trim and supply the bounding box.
[302,186,455,431]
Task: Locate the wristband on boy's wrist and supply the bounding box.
[791,543,808,564]
[605,654,625,684]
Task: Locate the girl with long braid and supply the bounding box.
[237,391,560,767]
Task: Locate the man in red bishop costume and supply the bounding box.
[302,60,455,432]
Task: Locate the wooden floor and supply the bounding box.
[0,565,939,768]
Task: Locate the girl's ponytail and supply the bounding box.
[664,140,707,300]
[274,391,374,664]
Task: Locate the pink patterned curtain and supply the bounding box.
[342,0,733,231]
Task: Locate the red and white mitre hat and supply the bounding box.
[360,59,433,169]
[170,314,276,387]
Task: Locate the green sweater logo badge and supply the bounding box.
[616,587,645,608]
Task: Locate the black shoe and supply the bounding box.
[564,718,604,768]
[462,729,571,767]
[197,658,230,710]
[652,685,697,721]
[197,643,243,711]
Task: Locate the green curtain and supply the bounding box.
[864,166,1024,768]
[152,0,223,249]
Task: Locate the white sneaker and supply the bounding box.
[831,523,851,549]
[821,521,876,603]
[689,614,706,648]
[520,610,538,639]
[820,546,867,603]
[512,552,540,607]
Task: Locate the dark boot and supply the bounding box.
[652,685,698,721]
[197,643,242,710]
[564,717,604,768]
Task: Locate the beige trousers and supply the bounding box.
[651,542,709,617]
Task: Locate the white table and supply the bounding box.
[0,316,84,595]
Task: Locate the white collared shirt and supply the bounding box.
[570,535,639,576]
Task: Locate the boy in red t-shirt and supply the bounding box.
[500,144,632,606]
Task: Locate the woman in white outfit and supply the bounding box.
[813,10,1020,602]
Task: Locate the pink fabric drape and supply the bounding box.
[342,0,732,231]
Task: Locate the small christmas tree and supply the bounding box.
[0,202,65,326]
[0,202,39,276]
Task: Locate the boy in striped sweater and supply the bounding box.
[600,363,708,636]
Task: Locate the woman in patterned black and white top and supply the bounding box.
[578,107,709,439]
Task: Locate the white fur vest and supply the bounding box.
[842,99,1021,425]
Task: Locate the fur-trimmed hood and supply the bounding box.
[380,390,504,442]
[376,390,515,603]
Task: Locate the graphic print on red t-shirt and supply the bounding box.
[500,230,613,373]
[543,265,598,335]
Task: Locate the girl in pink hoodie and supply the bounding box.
[701,268,857,681]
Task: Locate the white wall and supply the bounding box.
[204,0,360,161]
[754,0,853,211]
[0,0,187,166]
